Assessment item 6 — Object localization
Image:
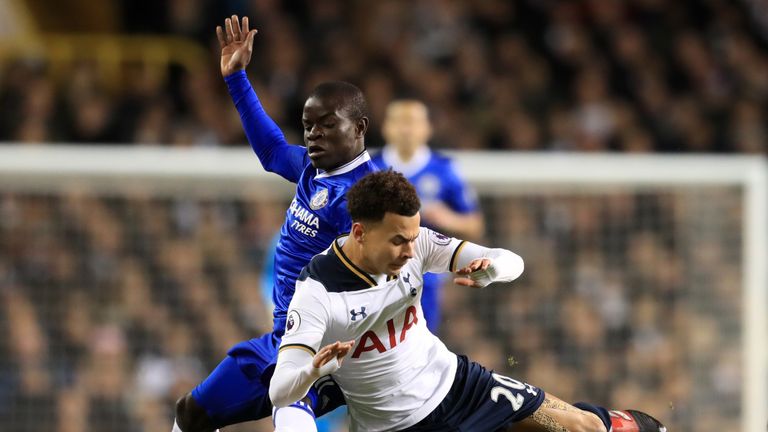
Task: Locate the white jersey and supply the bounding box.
[280,227,467,431]
[277,227,525,431]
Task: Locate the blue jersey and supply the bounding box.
[372,145,478,216]
[225,71,378,334]
[191,72,370,429]
[373,145,479,333]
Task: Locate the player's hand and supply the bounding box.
[454,258,492,287]
[313,340,355,370]
[216,15,258,77]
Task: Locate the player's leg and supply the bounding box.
[403,355,545,431]
[513,394,667,432]
[273,398,317,432]
[512,394,606,432]
[272,375,347,432]
[403,355,664,432]
[449,352,664,432]
[172,336,276,431]
[173,392,217,432]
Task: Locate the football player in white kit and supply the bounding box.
[270,171,667,432]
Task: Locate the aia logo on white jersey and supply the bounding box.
[352,305,418,358]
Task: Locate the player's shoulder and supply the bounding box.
[417,227,455,250]
[426,151,469,186]
[353,151,380,176]
[299,248,331,284]
[370,150,386,166]
[427,150,454,165]
[370,148,384,161]
[299,238,376,293]
[315,159,379,193]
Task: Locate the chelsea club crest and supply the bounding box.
[310,188,329,210]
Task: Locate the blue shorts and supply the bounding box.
[190,333,278,427]
[191,332,346,428]
[404,355,545,431]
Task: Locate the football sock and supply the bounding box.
[273,400,317,432]
[574,402,612,432]
[171,419,219,432]
[311,376,346,417]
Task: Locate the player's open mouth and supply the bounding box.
[308,146,326,158]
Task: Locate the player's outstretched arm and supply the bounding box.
[420,228,524,288]
[269,340,354,408]
[217,15,308,183]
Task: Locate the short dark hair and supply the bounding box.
[309,81,368,120]
[346,171,421,222]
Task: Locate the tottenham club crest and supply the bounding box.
[310,188,329,210]
[286,310,301,335]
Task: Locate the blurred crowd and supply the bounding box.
[0,0,767,154]
[0,191,285,432]
[0,187,743,432]
[0,1,756,432]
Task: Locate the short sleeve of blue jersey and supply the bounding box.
[225,71,309,183]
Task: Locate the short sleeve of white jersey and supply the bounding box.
[279,277,331,355]
[417,227,467,274]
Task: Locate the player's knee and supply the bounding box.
[175,393,216,432]
[577,412,607,432]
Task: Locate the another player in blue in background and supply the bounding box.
[373,100,484,334]
[172,15,377,432]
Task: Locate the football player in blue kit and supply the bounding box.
[373,99,484,333]
[172,15,377,432]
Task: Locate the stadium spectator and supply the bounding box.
[0,0,765,154]
[0,1,757,431]
[0,184,743,431]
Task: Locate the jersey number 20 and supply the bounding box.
[490,373,538,412]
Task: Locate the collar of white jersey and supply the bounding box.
[381,144,431,178]
[315,150,371,179]
[333,235,398,285]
